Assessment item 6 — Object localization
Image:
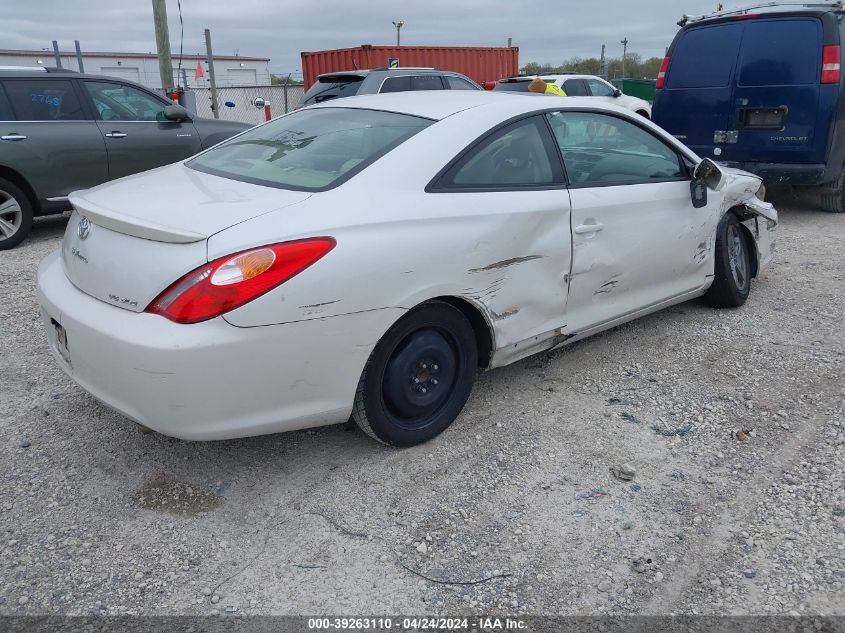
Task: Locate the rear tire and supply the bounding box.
[820,169,845,213]
[704,213,752,308]
[0,178,33,251]
[352,301,477,447]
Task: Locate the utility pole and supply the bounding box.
[204,28,220,119]
[392,20,405,46]
[51,41,62,68]
[152,0,174,91]
[74,40,84,72]
[620,37,629,80]
[600,44,607,80]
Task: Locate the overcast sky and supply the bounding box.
[5,0,719,76]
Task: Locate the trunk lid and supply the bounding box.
[62,164,311,312]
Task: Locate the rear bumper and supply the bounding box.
[37,251,403,441]
[719,162,827,186]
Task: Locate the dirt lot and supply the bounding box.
[0,191,843,617]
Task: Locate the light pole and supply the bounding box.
[620,37,629,80]
[392,20,405,46]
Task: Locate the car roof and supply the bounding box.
[308,90,631,121]
[317,68,460,80]
[504,74,605,81]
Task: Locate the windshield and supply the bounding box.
[300,76,364,106]
[187,108,433,191]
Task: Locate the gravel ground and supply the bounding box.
[0,191,843,617]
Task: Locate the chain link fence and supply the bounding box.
[187,85,306,124]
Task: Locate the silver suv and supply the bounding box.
[299,67,481,106]
[0,68,250,249]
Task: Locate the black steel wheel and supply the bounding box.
[353,301,477,447]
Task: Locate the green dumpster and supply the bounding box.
[610,79,656,104]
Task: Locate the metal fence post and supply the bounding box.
[52,41,62,69]
[204,28,220,119]
[74,40,84,72]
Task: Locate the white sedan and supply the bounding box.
[37,92,777,447]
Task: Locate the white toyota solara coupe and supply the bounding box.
[37,92,777,447]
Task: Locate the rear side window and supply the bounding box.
[438,116,558,188]
[563,79,589,96]
[667,23,743,88]
[3,79,86,120]
[188,108,432,192]
[300,76,363,106]
[445,76,478,90]
[738,18,821,86]
[492,80,531,92]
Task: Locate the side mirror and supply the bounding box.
[694,158,726,191]
[613,88,622,97]
[163,104,191,122]
[253,97,267,108]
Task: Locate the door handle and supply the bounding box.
[1,134,27,141]
[574,222,604,234]
[104,131,127,138]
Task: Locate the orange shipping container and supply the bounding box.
[301,45,519,88]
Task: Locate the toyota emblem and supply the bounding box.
[77,216,91,240]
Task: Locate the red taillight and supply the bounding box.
[822,45,841,84]
[733,13,760,20]
[145,238,336,324]
[656,56,671,89]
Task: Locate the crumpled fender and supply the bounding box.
[713,164,778,268]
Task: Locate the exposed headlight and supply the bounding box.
[755,182,766,201]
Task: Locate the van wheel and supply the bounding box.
[705,213,752,308]
[820,171,845,213]
[0,178,33,250]
[352,301,477,447]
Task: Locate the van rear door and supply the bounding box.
[723,17,826,166]
[653,22,743,157]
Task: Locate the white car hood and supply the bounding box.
[68,163,311,243]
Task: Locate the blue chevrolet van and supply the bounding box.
[652,2,845,212]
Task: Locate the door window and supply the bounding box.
[586,79,616,97]
[562,79,589,96]
[0,85,14,120]
[411,75,445,90]
[3,80,86,121]
[738,19,821,86]
[667,23,743,89]
[438,117,558,188]
[546,111,685,186]
[83,81,167,121]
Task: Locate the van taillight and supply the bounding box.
[656,56,671,89]
[822,45,841,84]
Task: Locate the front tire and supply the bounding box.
[704,213,752,308]
[0,179,33,251]
[352,301,477,447]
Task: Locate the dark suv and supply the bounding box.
[0,68,251,249]
[299,67,481,106]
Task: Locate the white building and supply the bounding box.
[0,49,272,88]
